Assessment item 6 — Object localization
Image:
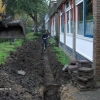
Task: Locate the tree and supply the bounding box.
[93,0,100,80]
[5,0,48,34]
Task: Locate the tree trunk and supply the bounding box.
[93,0,100,81]
[34,13,37,35]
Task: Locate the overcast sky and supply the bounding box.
[46,0,50,5]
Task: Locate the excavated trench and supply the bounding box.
[42,50,60,100]
[0,35,70,100]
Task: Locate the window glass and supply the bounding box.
[67,11,69,33]
[66,0,70,8]
[77,2,84,35]
[85,0,93,36]
[70,9,73,33]
[61,13,64,33]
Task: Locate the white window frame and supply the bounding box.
[65,1,73,34]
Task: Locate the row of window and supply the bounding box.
[60,0,93,38]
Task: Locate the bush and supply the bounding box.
[54,35,59,45]
[26,27,32,33]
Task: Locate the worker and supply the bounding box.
[42,30,49,51]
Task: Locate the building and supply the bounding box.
[44,13,50,32]
[57,0,93,62]
[45,0,59,37]
[46,0,100,80]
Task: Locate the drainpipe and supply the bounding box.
[72,0,76,60]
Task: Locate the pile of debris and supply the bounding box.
[64,60,95,91]
[77,67,95,91]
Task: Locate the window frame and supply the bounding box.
[76,0,93,38]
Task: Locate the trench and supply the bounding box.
[43,50,61,100]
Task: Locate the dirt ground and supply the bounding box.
[1,35,100,100]
[0,36,69,100]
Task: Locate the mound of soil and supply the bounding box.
[0,35,69,100]
[0,37,44,100]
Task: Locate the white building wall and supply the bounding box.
[66,35,73,48]
[76,36,93,61]
[60,33,64,43]
[59,0,93,62]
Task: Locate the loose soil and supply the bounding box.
[0,36,69,100]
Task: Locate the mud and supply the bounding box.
[0,37,44,100]
[0,35,69,100]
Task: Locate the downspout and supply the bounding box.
[72,0,76,60]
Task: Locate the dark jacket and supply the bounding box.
[42,33,48,39]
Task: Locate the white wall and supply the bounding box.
[66,34,73,48]
[76,36,93,61]
[60,33,64,43]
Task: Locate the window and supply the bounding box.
[67,11,69,33]
[66,0,70,8]
[66,0,73,34]
[61,7,65,33]
[77,2,84,35]
[70,9,73,33]
[61,14,64,33]
[85,0,93,37]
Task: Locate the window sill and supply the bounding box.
[76,35,93,42]
[66,33,73,37]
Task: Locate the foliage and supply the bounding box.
[26,27,32,33]
[52,46,70,66]
[37,32,42,35]
[0,39,9,43]
[5,0,48,34]
[5,0,48,20]
[0,51,9,64]
[24,32,38,41]
[48,38,56,45]
[0,31,39,65]
[54,35,59,45]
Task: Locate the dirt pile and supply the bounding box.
[0,35,70,100]
[0,37,44,100]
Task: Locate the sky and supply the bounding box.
[46,0,57,5]
[46,0,50,5]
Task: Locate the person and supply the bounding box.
[42,30,49,51]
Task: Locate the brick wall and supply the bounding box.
[93,0,100,81]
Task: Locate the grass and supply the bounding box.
[52,46,70,66]
[0,39,23,64]
[48,38,70,66]
[0,51,9,64]
[0,32,41,65]
[25,32,38,41]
